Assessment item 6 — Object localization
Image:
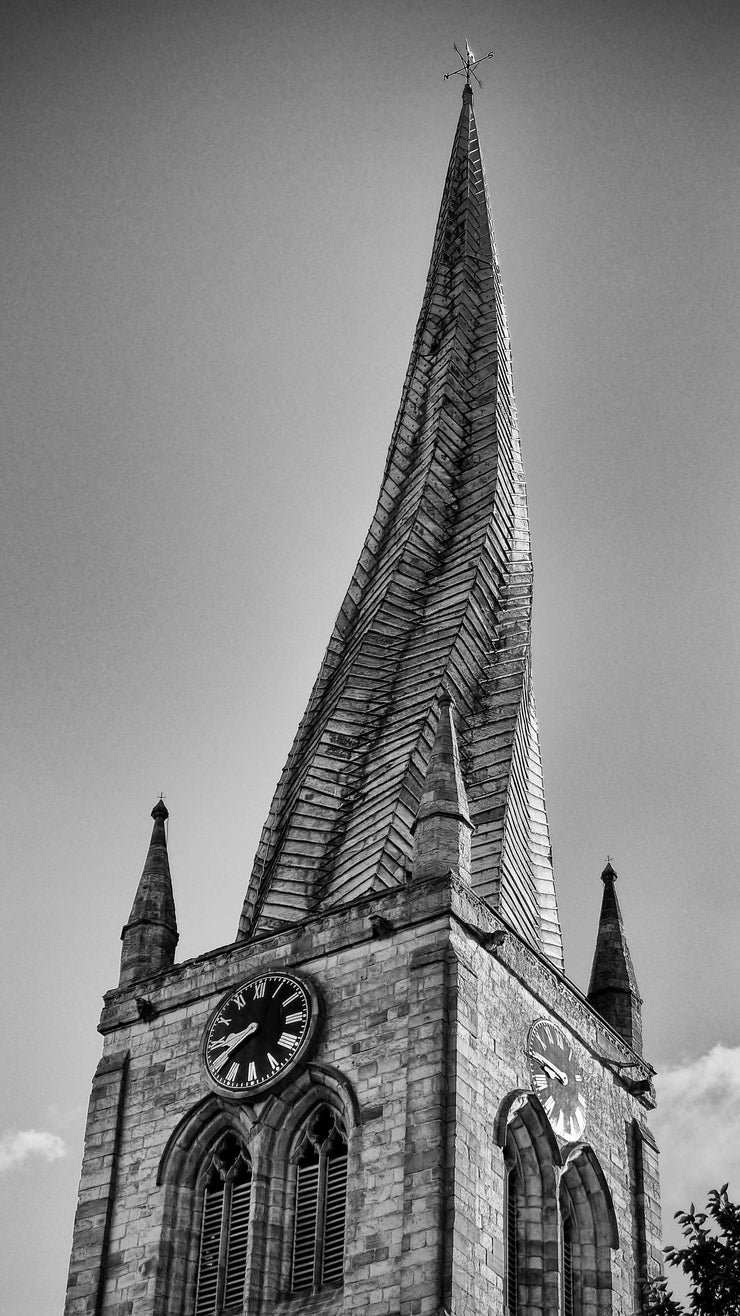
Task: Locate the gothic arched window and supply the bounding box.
[194,1133,253,1315]
[291,1105,348,1293]
[497,1093,619,1316]
[559,1146,619,1316]
[500,1095,561,1315]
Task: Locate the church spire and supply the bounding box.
[119,799,178,988]
[587,861,643,1054]
[239,85,563,969]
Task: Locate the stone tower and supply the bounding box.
[65,82,661,1316]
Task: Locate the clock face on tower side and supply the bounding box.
[202,971,318,1097]
[527,1018,587,1141]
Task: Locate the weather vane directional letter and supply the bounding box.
[443,39,494,89]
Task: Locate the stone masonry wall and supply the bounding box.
[446,877,662,1315]
[65,871,660,1316]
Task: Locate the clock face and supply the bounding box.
[527,1019,586,1141]
[203,971,316,1096]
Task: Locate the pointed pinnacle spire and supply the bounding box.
[237,80,563,971]
[411,693,473,884]
[587,861,643,1054]
[119,799,178,988]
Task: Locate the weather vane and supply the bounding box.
[443,40,494,89]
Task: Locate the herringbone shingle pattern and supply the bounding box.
[238,86,563,969]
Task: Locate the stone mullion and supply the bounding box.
[215,1178,233,1312]
[311,1147,329,1292]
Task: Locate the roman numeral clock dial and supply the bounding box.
[202,971,318,1097]
[527,1019,587,1141]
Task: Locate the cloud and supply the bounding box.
[0,1129,67,1174]
[653,1043,740,1234]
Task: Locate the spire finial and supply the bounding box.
[443,40,493,90]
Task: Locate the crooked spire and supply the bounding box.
[238,87,563,968]
[119,799,178,988]
[587,862,643,1054]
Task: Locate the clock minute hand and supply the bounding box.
[210,1022,259,1072]
[532,1051,569,1085]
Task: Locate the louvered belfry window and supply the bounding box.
[291,1106,348,1292]
[194,1134,252,1315]
[562,1219,574,1316]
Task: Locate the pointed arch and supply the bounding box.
[560,1144,618,1314]
[289,1103,348,1291]
[495,1089,562,1165]
[153,1098,261,1316]
[499,1092,560,1315]
[193,1131,253,1315]
[258,1061,360,1155]
[561,1144,619,1250]
[256,1064,358,1301]
[152,1066,359,1312]
[157,1094,256,1190]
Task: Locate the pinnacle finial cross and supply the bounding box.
[443,40,493,89]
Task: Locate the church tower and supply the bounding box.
[65,75,661,1316]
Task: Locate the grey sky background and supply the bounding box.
[1,2,739,1311]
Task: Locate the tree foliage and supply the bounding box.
[645,1186,740,1316]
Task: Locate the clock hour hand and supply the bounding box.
[210,1022,258,1072]
[531,1051,569,1086]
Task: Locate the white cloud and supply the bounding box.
[0,1129,67,1174]
[653,1043,740,1235]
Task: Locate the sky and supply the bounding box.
[1,1,739,1311]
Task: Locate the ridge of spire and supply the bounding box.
[238,87,563,969]
[587,861,643,1054]
[119,799,178,988]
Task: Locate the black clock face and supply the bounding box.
[203,972,316,1095]
[527,1019,586,1141]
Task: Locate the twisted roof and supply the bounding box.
[238,86,563,969]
